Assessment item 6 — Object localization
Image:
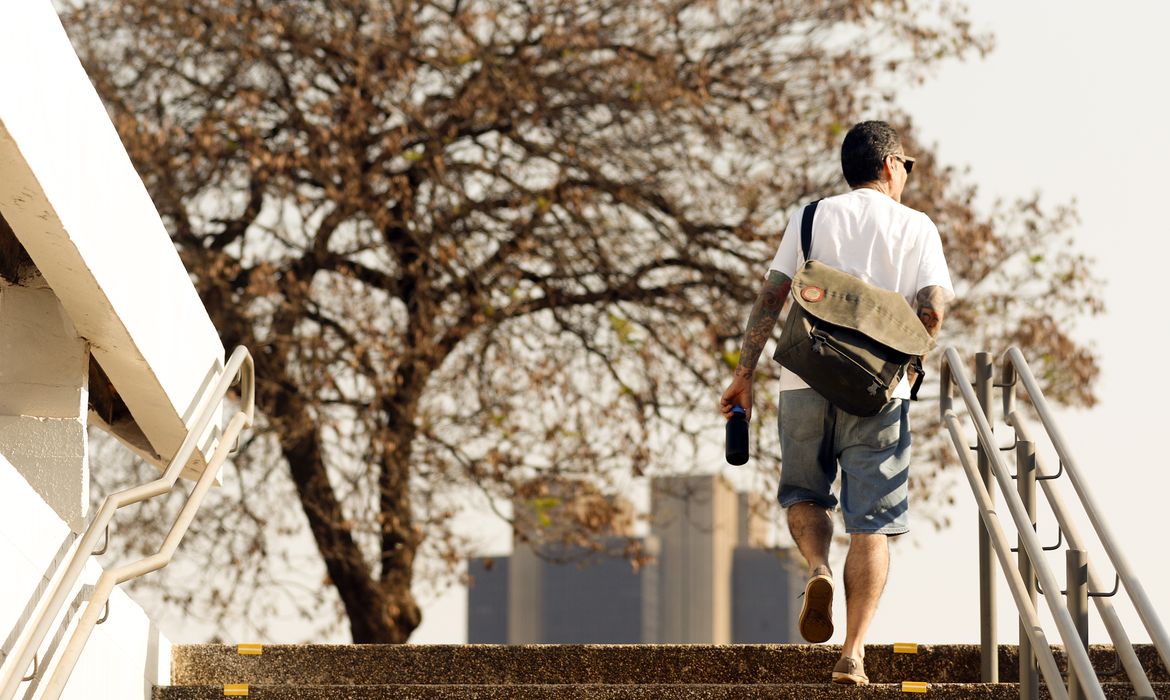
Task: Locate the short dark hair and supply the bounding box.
[840,121,902,187]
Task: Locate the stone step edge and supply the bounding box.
[170,643,1168,686]
[171,643,1166,665]
[152,681,1168,700]
[173,643,1163,652]
[158,683,1170,687]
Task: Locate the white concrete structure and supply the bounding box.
[0,0,225,484]
[0,2,236,698]
[0,455,169,700]
[0,280,90,532]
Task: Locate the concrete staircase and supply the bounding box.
[156,644,1168,699]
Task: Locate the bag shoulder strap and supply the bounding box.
[909,357,925,401]
[800,199,821,262]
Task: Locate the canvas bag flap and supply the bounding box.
[790,260,935,356]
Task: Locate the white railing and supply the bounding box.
[0,346,255,700]
[941,347,1168,700]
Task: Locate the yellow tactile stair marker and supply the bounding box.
[894,643,927,692]
[225,645,261,696]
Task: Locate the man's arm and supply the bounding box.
[907,285,949,390]
[719,270,792,420]
[915,285,949,338]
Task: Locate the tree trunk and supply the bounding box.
[281,408,402,642]
[371,389,423,643]
[376,424,422,643]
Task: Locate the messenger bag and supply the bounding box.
[772,200,935,416]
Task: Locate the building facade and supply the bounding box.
[468,474,805,644]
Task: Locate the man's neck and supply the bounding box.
[854,181,897,201]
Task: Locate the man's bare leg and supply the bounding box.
[787,501,832,574]
[841,533,890,660]
[788,502,835,643]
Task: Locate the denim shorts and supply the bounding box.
[777,389,911,535]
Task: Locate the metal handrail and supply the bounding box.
[941,414,1070,697]
[1012,418,1155,697]
[941,347,1103,700]
[0,346,254,700]
[999,346,1170,690]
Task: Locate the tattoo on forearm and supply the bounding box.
[735,271,792,377]
[915,285,948,339]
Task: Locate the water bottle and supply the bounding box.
[725,405,749,465]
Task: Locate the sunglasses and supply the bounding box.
[892,154,915,174]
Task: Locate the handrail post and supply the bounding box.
[976,351,998,682]
[1017,440,1039,700]
[1067,549,1090,700]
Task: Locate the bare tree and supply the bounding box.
[63,0,1100,643]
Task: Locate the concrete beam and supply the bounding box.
[0,1,226,478]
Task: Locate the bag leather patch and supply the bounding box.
[801,286,825,303]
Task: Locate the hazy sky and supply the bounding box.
[886,1,1170,646]
[410,2,1170,647]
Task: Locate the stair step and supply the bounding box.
[153,682,1169,700]
[171,644,1169,686]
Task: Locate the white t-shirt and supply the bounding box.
[767,188,955,396]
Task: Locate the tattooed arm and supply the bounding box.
[719,270,793,420]
[907,285,949,388]
[915,285,949,338]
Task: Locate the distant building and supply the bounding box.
[468,474,805,644]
